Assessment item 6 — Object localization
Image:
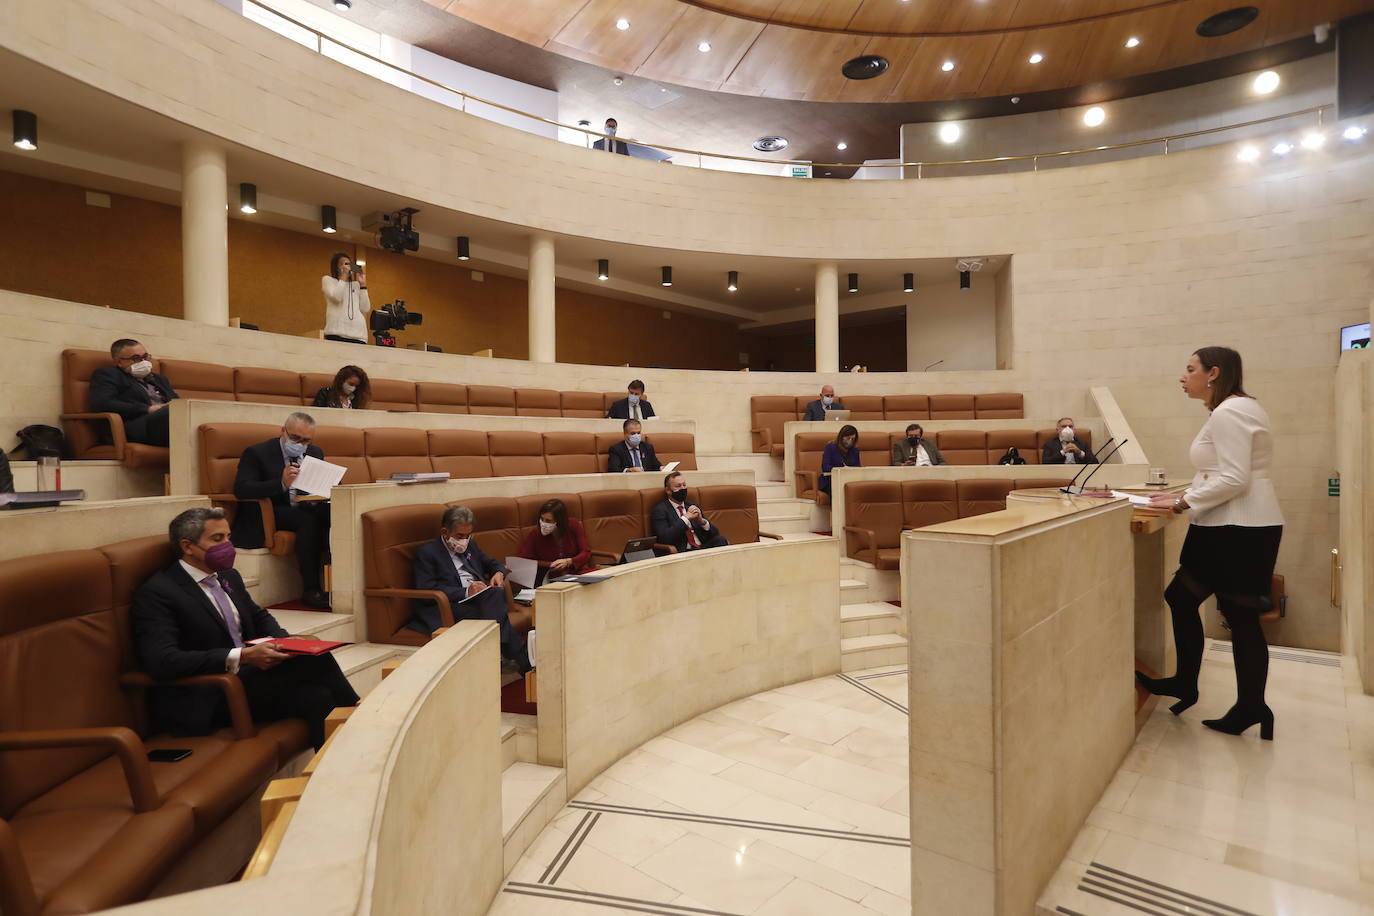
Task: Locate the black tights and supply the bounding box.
[1159,569,1269,714]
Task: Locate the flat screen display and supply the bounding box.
[1341,321,1371,350]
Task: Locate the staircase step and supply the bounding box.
[502,763,567,873]
[501,712,538,768]
[334,643,404,696]
[841,633,908,672]
[841,602,902,638]
[270,610,355,642]
[839,578,869,605]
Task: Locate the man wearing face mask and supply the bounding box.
[230,412,332,609]
[408,504,531,671]
[132,507,358,749]
[651,471,728,553]
[89,338,180,447]
[802,385,845,422]
[890,424,947,466]
[591,118,630,155]
[1042,417,1097,465]
[607,380,656,421]
[607,419,662,473]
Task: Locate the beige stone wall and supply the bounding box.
[0,495,208,563]
[1336,349,1371,689]
[4,0,1373,649]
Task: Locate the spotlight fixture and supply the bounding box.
[903,273,915,293]
[940,60,955,72]
[1344,125,1368,141]
[960,270,971,290]
[333,0,351,9]
[456,236,471,260]
[836,141,848,151]
[956,258,983,290]
[321,204,337,233]
[1125,36,1141,48]
[1236,145,1260,162]
[727,270,739,292]
[697,41,711,52]
[1083,106,1106,127]
[597,259,609,281]
[939,122,961,143]
[12,109,37,150]
[848,273,859,293]
[1301,132,1325,149]
[1028,53,1044,64]
[238,182,257,214]
[1253,70,1280,94]
[661,266,672,287]
[1272,141,1293,156]
[615,17,630,30]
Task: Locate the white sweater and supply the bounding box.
[321,275,371,341]
[1184,396,1284,528]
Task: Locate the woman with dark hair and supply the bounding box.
[313,365,371,409]
[515,498,594,574]
[1138,346,1283,739]
[322,252,371,344]
[819,424,862,496]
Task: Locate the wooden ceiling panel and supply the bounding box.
[976,23,1093,97]
[636,6,765,90]
[1003,0,1156,31]
[886,33,1006,100]
[721,25,869,99]
[846,0,1018,35]
[1064,9,1173,87]
[763,0,865,31]
[547,0,688,73]
[833,37,924,103]
[443,0,586,47]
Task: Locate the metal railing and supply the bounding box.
[244,0,1333,175]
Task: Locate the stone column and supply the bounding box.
[180,139,229,325]
[528,233,556,363]
[814,262,839,373]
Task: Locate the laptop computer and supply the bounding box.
[621,536,657,564]
[824,409,851,421]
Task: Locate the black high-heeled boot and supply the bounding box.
[1135,671,1199,715]
[1202,704,1274,739]
[1204,598,1274,740]
[1135,574,1208,715]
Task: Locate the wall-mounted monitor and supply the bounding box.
[1341,321,1371,350]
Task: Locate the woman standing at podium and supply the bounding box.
[1137,346,1283,739]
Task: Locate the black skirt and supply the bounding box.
[1178,524,1283,596]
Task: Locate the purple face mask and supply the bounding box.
[203,540,236,572]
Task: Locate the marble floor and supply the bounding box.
[492,644,1374,916]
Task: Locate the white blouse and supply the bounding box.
[1184,396,1284,528]
[321,275,371,341]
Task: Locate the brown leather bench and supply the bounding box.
[841,477,1072,567]
[60,349,171,470]
[360,485,778,645]
[750,393,1024,455]
[0,536,310,916]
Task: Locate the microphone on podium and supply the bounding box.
[1059,437,1113,494]
[1067,439,1130,495]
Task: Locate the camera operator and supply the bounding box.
[322,253,371,345]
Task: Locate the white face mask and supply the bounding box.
[129,360,153,378]
[821,395,834,406]
[539,521,557,536]
[446,536,469,554]
[341,382,357,395]
[1059,427,1075,442]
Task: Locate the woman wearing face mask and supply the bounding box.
[819,424,862,498]
[1137,346,1283,740]
[313,365,371,409]
[322,252,371,344]
[515,498,594,575]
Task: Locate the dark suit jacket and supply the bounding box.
[802,399,845,421]
[132,563,287,736]
[1042,438,1097,465]
[312,387,359,409]
[231,438,325,548]
[592,138,630,155]
[890,438,947,466]
[607,440,661,474]
[89,366,178,421]
[650,498,720,553]
[606,397,656,420]
[410,537,508,634]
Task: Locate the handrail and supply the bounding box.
[243,0,1332,174]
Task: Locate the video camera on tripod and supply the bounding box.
[369,299,423,347]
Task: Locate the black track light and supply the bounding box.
[661,266,673,287]
[903,273,915,293]
[457,236,471,260]
[597,259,609,281]
[848,272,859,293]
[239,182,257,214]
[12,110,37,151]
[321,205,337,234]
[727,270,739,292]
[960,270,971,290]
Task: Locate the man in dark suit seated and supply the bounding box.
[606,379,656,421]
[230,411,332,609]
[890,424,947,466]
[802,385,844,421]
[132,507,358,749]
[607,419,661,473]
[1042,417,1098,465]
[591,118,631,155]
[89,338,178,447]
[651,471,728,553]
[408,504,531,672]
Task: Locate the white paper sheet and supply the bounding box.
[292,455,347,497]
[661,461,680,474]
[505,555,540,590]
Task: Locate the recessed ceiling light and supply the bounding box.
[333,0,350,9]
[697,41,711,52]
[1197,6,1259,38]
[1028,53,1043,64]
[1236,145,1259,162]
[1301,132,1324,149]
[615,17,630,30]
[939,122,961,143]
[940,60,955,72]
[1272,141,1293,156]
[836,141,847,151]
[842,55,890,80]
[1344,125,1368,141]
[1125,36,1141,48]
[754,136,789,152]
[1253,70,1280,94]
[1083,106,1106,127]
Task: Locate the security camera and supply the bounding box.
[1314,23,1330,43]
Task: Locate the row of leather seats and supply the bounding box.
[794,428,1094,499]
[60,347,637,468]
[362,485,769,645]
[751,393,1025,456]
[842,478,1069,568]
[0,536,310,916]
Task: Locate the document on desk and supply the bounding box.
[661,461,680,474]
[1111,490,1166,509]
[292,455,347,497]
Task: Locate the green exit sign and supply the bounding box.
[1329,477,1340,497]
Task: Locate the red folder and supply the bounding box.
[268,637,350,655]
